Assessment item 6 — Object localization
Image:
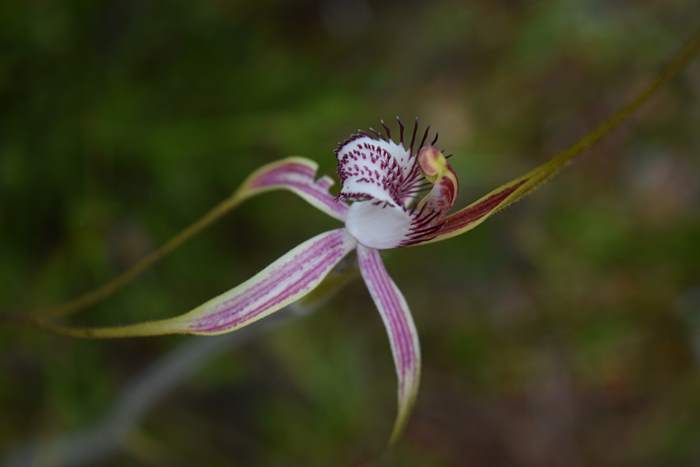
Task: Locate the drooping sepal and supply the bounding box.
[357,244,421,444]
[39,229,357,337]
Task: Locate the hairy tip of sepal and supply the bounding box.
[417,146,449,182]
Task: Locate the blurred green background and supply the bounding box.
[1,1,699,466]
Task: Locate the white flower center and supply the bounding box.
[345,201,411,249]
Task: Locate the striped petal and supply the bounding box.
[421,174,530,244]
[239,157,348,221]
[40,229,357,337]
[405,143,598,246]
[357,244,420,444]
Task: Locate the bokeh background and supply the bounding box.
[1,1,700,466]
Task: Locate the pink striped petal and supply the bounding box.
[415,176,530,245]
[240,157,349,221]
[436,177,527,240]
[43,229,356,338]
[357,244,420,444]
[187,229,355,334]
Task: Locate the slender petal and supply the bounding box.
[411,134,588,244]
[419,174,529,244]
[357,244,420,444]
[39,230,357,338]
[239,157,349,221]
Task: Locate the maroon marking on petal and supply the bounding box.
[316,176,334,190]
[440,179,528,233]
[249,163,316,185]
[190,231,348,332]
[359,247,416,378]
[248,162,348,219]
[195,248,343,333]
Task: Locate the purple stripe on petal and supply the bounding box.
[373,252,413,379]
[200,232,341,324]
[357,244,420,443]
[316,175,335,191]
[250,163,316,180]
[228,248,344,328]
[186,229,356,334]
[244,159,348,221]
[438,179,528,235]
[364,249,411,377]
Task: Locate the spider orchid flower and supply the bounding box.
[23,31,700,444]
[44,119,561,443]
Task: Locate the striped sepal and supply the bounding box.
[357,244,420,444]
[41,229,357,337]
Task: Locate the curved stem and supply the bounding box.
[521,27,700,197]
[29,192,246,320]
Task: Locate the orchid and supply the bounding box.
[39,122,553,442]
[23,31,700,444]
